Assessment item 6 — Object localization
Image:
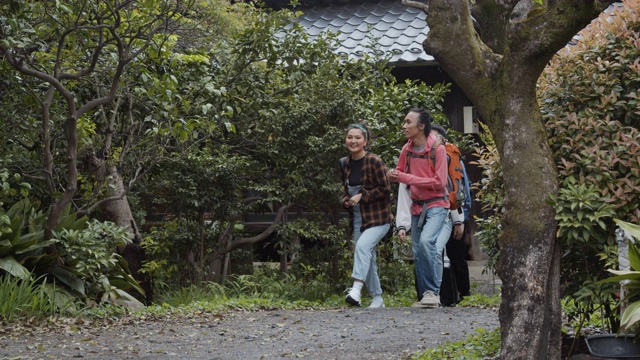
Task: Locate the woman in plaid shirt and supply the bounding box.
[339,122,391,308]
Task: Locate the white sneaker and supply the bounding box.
[368,296,385,308]
[345,287,361,306]
[420,291,440,307]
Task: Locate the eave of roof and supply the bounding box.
[294,0,435,65]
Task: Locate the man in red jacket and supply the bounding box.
[388,108,450,307]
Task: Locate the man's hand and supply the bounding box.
[453,223,465,240]
[387,169,400,182]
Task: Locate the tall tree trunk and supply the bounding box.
[45,115,79,241]
[492,80,560,358]
[85,153,150,302]
[100,167,150,302]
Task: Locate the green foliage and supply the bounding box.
[0,200,143,305]
[152,248,420,308]
[128,3,451,287]
[539,2,640,131]
[469,123,503,274]
[0,199,80,284]
[474,216,501,275]
[411,328,500,360]
[56,220,144,302]
[0,167,142,307]
[562,295,616,336]
[1,0,454,303]
[535,1,640,330]
[550,177,616,245]
[459,293,501,309]
[377,241,417,300]
[154,281,227,307]
[142,218,216,288]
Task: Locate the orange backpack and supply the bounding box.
[428,137,466,210]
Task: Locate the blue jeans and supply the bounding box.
[349,185,389,297]
[411,206,449,296]
[435,213,452,291]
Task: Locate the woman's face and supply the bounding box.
[345,128,367,154]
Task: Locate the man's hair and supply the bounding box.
[409,107,432,137]
[431,123,447,138]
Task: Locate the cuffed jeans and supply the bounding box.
[349,185,389,297]
[411,206,449,296]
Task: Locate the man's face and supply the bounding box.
[403,112,423,140]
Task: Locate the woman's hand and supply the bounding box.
[349,193,362,206]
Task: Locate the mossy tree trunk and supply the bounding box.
[402,0,614,358]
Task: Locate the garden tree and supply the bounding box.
[0,0,200,299]
[136,8,446,284]
[471,0,640,339]
[401,0,615,357]
[132,5,456,286]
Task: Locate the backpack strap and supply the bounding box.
[339,156,348,186]
[428,136,449,202]
[428,136,445,169]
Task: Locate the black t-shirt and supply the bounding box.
[348,157,363,186]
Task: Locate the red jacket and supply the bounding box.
[395,133,450,216]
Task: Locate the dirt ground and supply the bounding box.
[0,306,499,360]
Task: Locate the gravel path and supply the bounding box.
[0,306,499,360]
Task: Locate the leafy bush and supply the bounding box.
[0,168,142,310]
[56,219,143,303]
[539,1,640,131]
[459,293,501,309]
[469,122,503,274]
[536,1,640,330]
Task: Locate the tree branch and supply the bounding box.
[401,0,429,13]
[408,0,500,107]
[228,202,293,250]
[509,0,616,66]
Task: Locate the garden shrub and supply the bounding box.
[474,0,640,333]
[539,0,640,331]
[0,167,143,312]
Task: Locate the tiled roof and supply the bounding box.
[294,0,433,65]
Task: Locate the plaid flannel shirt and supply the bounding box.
[340,152,391,234]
